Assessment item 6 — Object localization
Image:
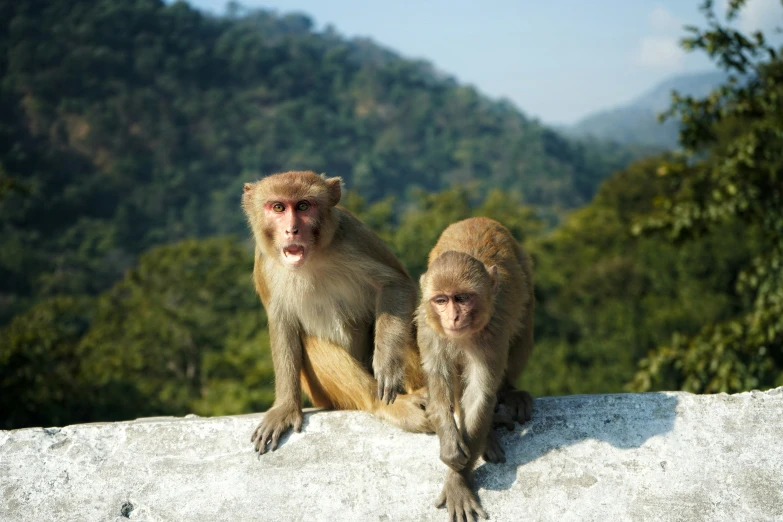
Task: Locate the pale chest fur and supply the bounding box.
[266,258,376,348]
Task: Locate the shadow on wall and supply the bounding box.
[474,392,679,492]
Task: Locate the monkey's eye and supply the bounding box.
[433,296,448,305]
[454,294,470,303]
[295,201,311,212]
[272,203,285,213]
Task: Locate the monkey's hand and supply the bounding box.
[251,405,303,455]
[483,429,506,464]
[372,350,405,405]
[499,389,534,425]
[435,471,488,520]
[439,431,470,471]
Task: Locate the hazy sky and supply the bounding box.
[185,0,782,125]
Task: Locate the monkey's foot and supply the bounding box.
[251,405,303,455]
[483,429,505,464]
[499,388,533,424]
[492,405,515,431]
[434,472,488,521]
[375,388,432,433]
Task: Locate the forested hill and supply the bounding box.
[0,0,648,323]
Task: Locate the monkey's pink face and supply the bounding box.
[430,293,482,338]
[264,199,320,269]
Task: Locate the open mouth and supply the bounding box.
[282,244,306,266]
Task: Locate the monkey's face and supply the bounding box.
[429,292,487,338]
[243,172,342,270]
[262,198,321,269]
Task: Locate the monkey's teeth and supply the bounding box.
[282,245,305,263]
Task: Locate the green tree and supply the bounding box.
[631,0,783,393]
[519,152,758,397]
[0,296,95,429]
[344,186,543,281]
[0,237,277,429]
[78,237,273,419]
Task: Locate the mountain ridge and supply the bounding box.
[567,70,728,148]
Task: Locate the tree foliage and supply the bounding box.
[630,0,783,393]
[526,155,758,396]
[0,296,95,429]
[3,0,781,430]
[0,238,274,428]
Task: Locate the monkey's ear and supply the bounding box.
[325,176,342,206]
[487,265,499,295]
[243,183,253,193]
[419,273,427,290]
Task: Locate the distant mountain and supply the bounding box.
[568,71,729,148]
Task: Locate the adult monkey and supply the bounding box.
[242,170,430,454]
[416,217,535,520]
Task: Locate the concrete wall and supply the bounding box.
[1,388,782,521]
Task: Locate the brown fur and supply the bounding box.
[242,171,430,454]
[416,217,535,519]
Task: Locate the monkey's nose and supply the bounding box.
[286,226,299,235]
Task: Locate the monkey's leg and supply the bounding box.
[300,336,336,410]
[499,327,535,424]
[374,388,431,433]
[492,402,515,430]
[505,315,534,382]
[300,336,431,432]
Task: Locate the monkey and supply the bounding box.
[415,217,535,520]
[241,170,431,454]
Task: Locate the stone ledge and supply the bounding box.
[1,388,782,521]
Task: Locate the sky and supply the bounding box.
[185,0,783,125]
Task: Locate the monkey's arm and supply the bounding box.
[372,276,418,404]
[434,355,498,521]
[251,317,304,454]
[424,355,469,472]
[460,361,499,466]
[427,375,471,471]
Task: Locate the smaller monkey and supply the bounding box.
[416,217,535,520]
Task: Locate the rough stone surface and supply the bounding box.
[1,389,782,522]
